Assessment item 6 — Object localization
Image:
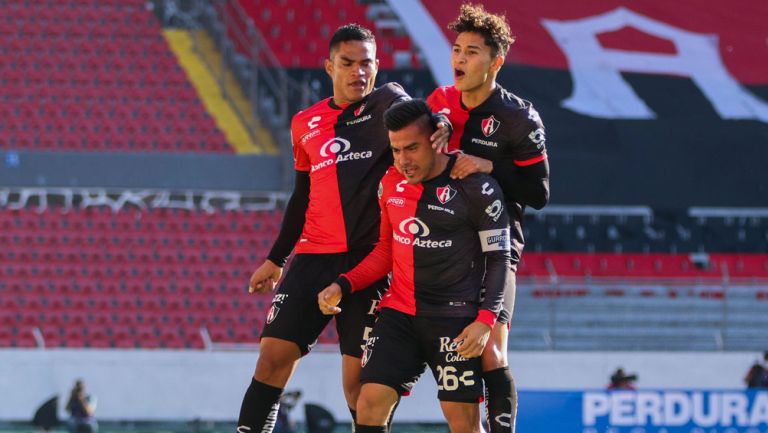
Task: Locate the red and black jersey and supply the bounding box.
[427,85,548,265]
[336,158,511,327]
[290,83,409,254]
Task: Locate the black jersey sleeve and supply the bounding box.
[382,82,411,107]
[491,158,550,209]
[266,170,310,266]
[464,175,511,325]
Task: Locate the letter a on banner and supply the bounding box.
[542,7,768,122]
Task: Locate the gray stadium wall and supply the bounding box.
[0,349,759,422]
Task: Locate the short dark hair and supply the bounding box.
[329,24,375,54]
[384,99,435,133]
[448,3,514,58]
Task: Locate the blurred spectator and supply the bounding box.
[608,368,638,390]
[65,380,98,433]
[744,351,768,389]
[274,390,302,433]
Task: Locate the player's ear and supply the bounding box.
[491,55,504,73]
[324,58,333,78]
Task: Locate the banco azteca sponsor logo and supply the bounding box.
[311,137,373,172]
[393,217,452,248]
[319,137,351,157]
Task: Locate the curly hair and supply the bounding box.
[448,3,514,58]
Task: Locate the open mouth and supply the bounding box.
[454,69,465,79]
[350,80,366,89]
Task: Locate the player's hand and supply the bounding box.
[454,321,492,359]
[318,283,343,315]
[248,260,282,294]
[450,154,493,180]
[430,121,451,153]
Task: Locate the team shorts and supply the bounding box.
[260,251,387,357]
[360,308,484,403]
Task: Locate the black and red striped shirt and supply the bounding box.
[427,85,548,265]
[290,83,409,254]
[337,159,511,327]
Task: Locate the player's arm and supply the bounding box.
[491,157,549,210]
[455,178,511,358]
[493,107,550,209]
[249,119,311,293]
[318,183,394,314]
[426,88,455,153]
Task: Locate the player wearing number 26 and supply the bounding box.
[318,99,511,433]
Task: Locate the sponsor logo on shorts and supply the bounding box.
[266,294,288,324]
[361,336,378,368]
[439,336,469,363]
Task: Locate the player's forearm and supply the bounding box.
[491,158,550,209]
[267,171,310,266]
[476,250,511,327]
[336,239,392,294]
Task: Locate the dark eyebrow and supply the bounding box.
[339,55,355,63]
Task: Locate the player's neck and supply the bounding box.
[460,81,497,109]
[424,153,450,182]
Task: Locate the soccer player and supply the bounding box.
[236,25,450,433]
[426,4,551,433]
[318,99,511,433]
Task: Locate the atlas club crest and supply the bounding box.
[481,115,500,137]
[436,185,457,204]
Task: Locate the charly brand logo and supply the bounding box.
[312,137,373,172]
[481,115,500,137]
[394,217,452,248]
[481,182,495,196]
[307,116,321,129]
[436,185,457,204]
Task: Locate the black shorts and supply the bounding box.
[260,251,387,357]
[360,308,483,403]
